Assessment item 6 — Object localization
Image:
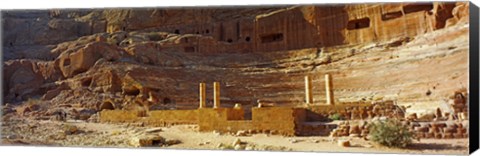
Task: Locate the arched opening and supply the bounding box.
[245,36,251,42]
[206,29,210,34]
[81,78,92,87]
[227,39,233,43]
[163,97,171,105]
[174,29,180,34]
[63,58,71,66]
[124,87,140,96]
[100,101,115,110]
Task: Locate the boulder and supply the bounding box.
[338,140,350,147]
[145,127,163,133]
[236,130,247,136]
[232,138,242,146]
[58,42,123,78]
[234,144,246,150]
[130,135,165,147]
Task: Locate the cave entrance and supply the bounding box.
[260,33,283,43]
[163,97,171,105]
[63,58,71,66]
[82,78,92,87]
[347,18,371,30]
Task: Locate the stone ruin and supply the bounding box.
[99,74,469,139]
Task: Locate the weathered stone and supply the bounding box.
[199,83,206,108]
[130,135,165,147]
[234,144,246,150]
[338,140,350,147]
[145,127,163,133]
[58,42,123,78]
[349,134,360,137]
[63,124,78,135]
[234,103,242,109]
[232,138,242,146]
[165,139,181,146]
[236,130,247,136]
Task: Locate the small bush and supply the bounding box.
[368,119,413,148]
[328,113,343,120]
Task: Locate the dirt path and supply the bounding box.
[0,117,468,155]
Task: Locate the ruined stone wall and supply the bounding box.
[305,103,372,121]
[144,110,199,125]
[198,107,305,136]
[99,110,139,123]
[305,101,405,122]
[99,107,304,136]
[251,107,306,136]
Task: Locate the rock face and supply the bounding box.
[1,2,470,117]
[3,59,62,102]
[58,41,123,78]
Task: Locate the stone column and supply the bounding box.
[325,74,334,105]
[305,76,313,104]
[199,83,206,108]
[213,82,220,108]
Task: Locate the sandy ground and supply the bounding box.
[0,116,469,155]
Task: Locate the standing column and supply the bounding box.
[199,83,206,108]
[325,74,334,105]
[305,76,313,104]
[213,82,220,108]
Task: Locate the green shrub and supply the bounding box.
[368,119,413,148]
[328,113,342,120]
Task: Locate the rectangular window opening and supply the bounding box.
[381,11,403,21]
[403,4,434,14]
[184,46,195,52]
[347,18,371,30]
[260,33,284,43]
